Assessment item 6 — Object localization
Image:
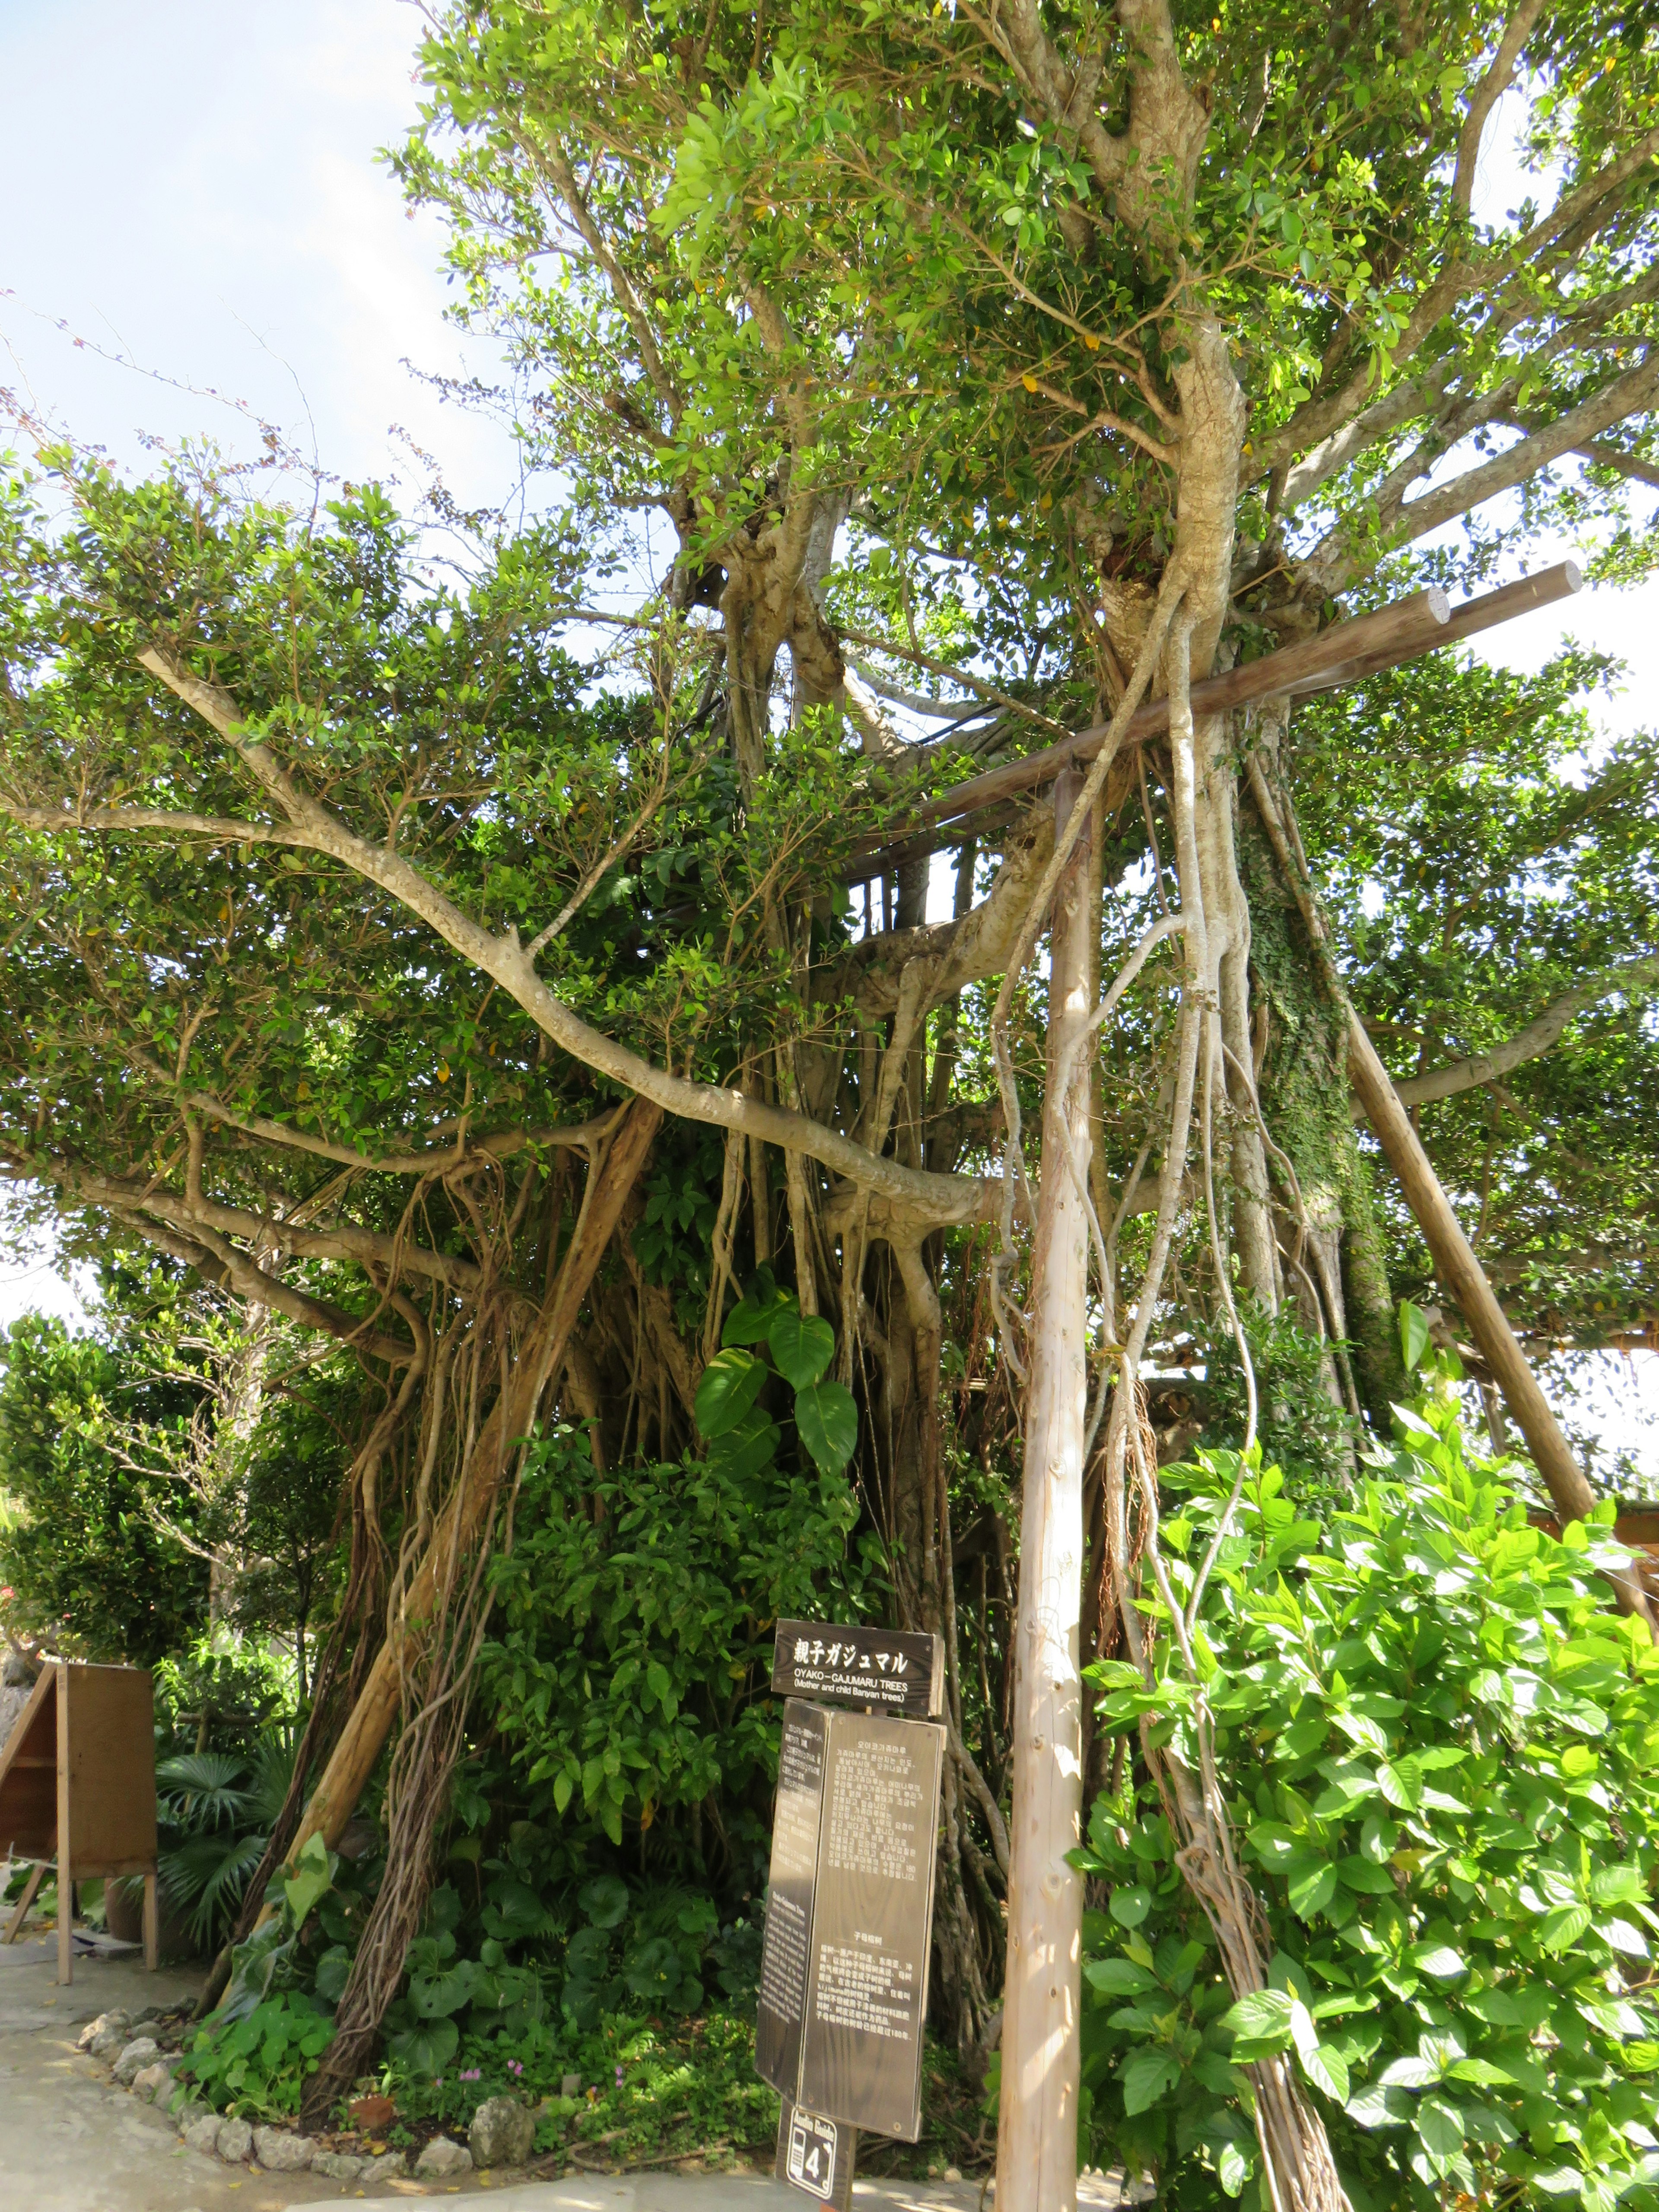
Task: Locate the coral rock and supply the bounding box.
[112,2037,160,2086]
[311,2151,366,2181]
[77,2008,133,2056]
[216,2118,254,2164]
[131,2060,176,2104]
[254,2125,315,2172]
[414,2135,473,2179]
[469,2095,535,2169]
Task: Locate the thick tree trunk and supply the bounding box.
[996,774,1095,2212]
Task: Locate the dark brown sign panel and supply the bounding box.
[771,1620,944,1718]
[757,1698,944,2143]
[756,1700,826,2098]
[775,2100,856,2209]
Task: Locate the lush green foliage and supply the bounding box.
[1300,646,1659,1356]
[154,1737,297,1948]
[0,1312,204,1660]
[1077,1357,1659,2211]
[478,1384,866,1854]
[176,1990,337,2121]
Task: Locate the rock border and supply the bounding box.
[75,2006,540,2186]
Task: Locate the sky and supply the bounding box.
[0,1,1654,1471]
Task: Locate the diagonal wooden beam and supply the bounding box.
[841,562,1582,886]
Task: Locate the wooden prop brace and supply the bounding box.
[0,1662,159,1983]
[843,563,1581,884]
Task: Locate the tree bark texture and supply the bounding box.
[996,774,1095,2212]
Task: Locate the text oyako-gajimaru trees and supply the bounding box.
[1,0,1657,2201]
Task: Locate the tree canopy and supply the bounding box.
[0,3,1655,2204]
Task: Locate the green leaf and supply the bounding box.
[794,1377,858,1473]
[706,1405,781,1481]
[579,1874,630,1929]
[1409,1944,1467,1978]
[1109,1886,1152,1928]
[1398,1300,1431,1372]
[1086,1956,1158,1995]
[767,1306,835,1389]
[387,2015,458,2076]
[282,1832,335,1933]
[694,1347,767,1439]
[1415,2095,1465,2177]
[1540,1904,1592,1953]
[1221,1988,1296,2055]
[1287,1856,1338,1919]
[1119,2046,1182,2115]
[1217,2142,1250,2197]
[1302,2042,1351,2104]
[1378,1757,1423,1810]
[721,1288,792,1347]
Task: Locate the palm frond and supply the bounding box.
[156,1750,250,1829]
[243,1734,298,1831]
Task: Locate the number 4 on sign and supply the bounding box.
[777,2100,856,2210]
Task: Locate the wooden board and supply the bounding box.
[772,1622,945,1719]
[61,1664,157,1873]
[0,1669,58,1860]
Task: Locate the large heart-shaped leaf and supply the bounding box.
[409,1959,480,2019]
[767,1306,835,1389]
[695,1347,768,1439]
[706,1405,780,1482]
[722,1284,795,1346]
[387,2015,459,2077]
[794,1377,858,1473]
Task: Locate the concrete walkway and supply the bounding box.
[0,1934,1130,2212]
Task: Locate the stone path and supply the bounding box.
[0,1936,1132,2212]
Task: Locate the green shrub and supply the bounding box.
[478,1398,869,1859]
[1075,1354,1659,2212]
[176,1990,335,2119]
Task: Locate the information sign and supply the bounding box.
[771,1620,944,1718]
[757,1697,944,2144]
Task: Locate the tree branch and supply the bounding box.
[134,645,1005,1230]
[1452,0,1546,215]
[1359,954,1659,1113]
[1308,348,1659,589]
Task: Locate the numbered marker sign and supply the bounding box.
[777,2099,855,2209]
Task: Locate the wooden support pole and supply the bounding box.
[1245,750,1653,1625]
[55,1666,71,1987]
[841,563,1582,885]
[242,1096,663,1932]
[997,771,1094,2212]
[3,1859,46,1945]
[142,1870,159,1973]
[1346,1014,1652,1621]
